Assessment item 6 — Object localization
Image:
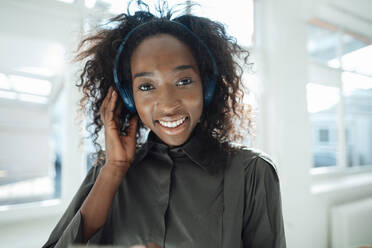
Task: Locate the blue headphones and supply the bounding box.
[113,20,218,113]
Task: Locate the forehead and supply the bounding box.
[130,34,198,70]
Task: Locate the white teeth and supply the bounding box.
[158,117,187,128]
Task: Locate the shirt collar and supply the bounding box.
[133,124,223,173]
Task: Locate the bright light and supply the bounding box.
[107,0,123,14]
[0,177,53,201]
[85,0,97,9]
[0,90,17,100]
[342,72,372,96]
[18,93,48,104]
[328,45,372,76]
[307,83,340,113]
[0,73,11,90]
[57,0,74,3]
[342,45,372,76]
[192,0,254,47]
[327,59,340,69]
[10,75,52,96]
[41,199,60,207]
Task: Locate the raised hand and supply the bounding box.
[99,86,138,174]
[80,86,139,242]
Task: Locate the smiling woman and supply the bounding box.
[42,1,286,248]
[131,34,203,147]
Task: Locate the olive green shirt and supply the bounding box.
[43,126,286,248]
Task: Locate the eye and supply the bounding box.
[177,78,193,87]
[138,83,154,91]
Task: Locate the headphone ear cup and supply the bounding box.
[117,84,137,113]
[125,91,136,113]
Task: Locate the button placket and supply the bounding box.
[151,149,174,245]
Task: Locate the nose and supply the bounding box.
[156,84,181,114]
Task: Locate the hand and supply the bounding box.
[99,86,138,173]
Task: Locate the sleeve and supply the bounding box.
[242,156,286,248]
[42,164,107,248]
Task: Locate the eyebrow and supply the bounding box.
[132,65,196,80]
[133,71,154,80]
[173,65,196,72]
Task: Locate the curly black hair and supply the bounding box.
[75,0,253,167]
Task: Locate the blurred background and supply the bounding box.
[0,0,371,247]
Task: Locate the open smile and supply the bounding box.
[155,116,189,135]
[158,116,187,128]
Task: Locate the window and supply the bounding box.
[0,72,64,206]
[307,19,372,169]
[191,0,255,47]
[307,82,339,167]
[0,32,67,208]
[343,72,372,167]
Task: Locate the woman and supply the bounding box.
[43,1,286,247]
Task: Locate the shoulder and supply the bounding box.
[228,147,279,182]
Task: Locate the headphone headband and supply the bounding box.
[113,20,218,113]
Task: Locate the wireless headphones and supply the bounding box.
[113,20,218,113]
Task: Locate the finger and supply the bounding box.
[121,115,139,157]
[106,90,117,122]
[114,98,123,116]
[113,98,123,123]
[127,115,139,140]
[100,87,113,122]
[102,87,113,109]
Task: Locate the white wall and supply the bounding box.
[0,103,50,180]
[0,214,60,248]
[256,0,314,246]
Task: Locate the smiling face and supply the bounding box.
[130,34,203,147]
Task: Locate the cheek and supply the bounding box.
[188,89,204,119]
[133,95,153,126]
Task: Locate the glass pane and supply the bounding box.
[342,33,372,76]
[307,83,340,167]
[307,24,339,68]
[0,87,64,205]
[342,72,372,167]
[191,0,254,47]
